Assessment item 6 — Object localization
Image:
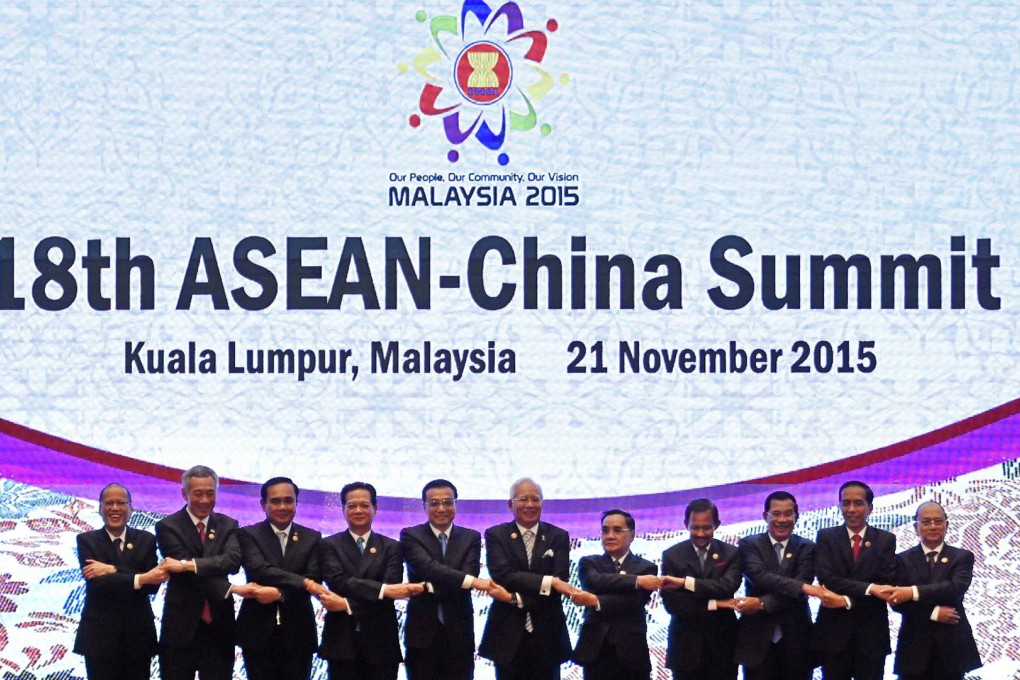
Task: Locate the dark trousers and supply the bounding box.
[404,624,474,680]
[85,654,152,680]
[581,641,650,680]
[669,657,738,680]
[494,632,561,680]
[242,626,313,680]
[159,622,235,680]
[743,638,813,680]
[820,646,885,680]
[327,655,398,680]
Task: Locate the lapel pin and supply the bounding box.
[370,546,377,554]
[511,532,518,539]
[785,552,793,559]
[292,533,299,542]
[620,570,627,574]
[207,533,215,540]
[712,553,719,560]
[941,557,948,563]
[126,543,134,550]
[541,535,546,541]
[864,541,871,548]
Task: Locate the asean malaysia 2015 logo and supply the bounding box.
[399,0,566,166]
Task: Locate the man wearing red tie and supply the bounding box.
[812,481,897,680]
[74,483,168,680]
[156,465,243,680]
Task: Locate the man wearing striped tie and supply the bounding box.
[479,478,578,680]
[400,479,489,680]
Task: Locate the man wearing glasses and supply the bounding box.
[571,509,661,680]
[734,491,829,680]
[400,479,490,680]
[660,498,742,680]
[812,480,897,680]
[74,483,168,680]
[479,477,578,680]
[882,501,982,680]
[319,481,424,680]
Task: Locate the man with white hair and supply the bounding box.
[479,478,578,680]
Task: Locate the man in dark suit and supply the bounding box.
[238,476,346,680]
[156,465,244,680]
[400,479,490,680]
[73,483,168,680]
[812,480,897,680]
[734,490,821,680]
[660,498,741,680]
[883,501,982,680]
[478,477,578,680]
[318,481,424,680]
[572,509,661,680]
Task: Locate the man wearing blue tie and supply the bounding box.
[401,479,490,680]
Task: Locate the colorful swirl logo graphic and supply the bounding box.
[399,0,566,165]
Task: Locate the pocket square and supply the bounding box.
[543,549,554,558]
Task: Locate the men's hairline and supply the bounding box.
[509,476,543,499]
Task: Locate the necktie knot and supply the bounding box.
[775,542,784,564]
[357,536,366,554]
[113,537,123,551]
[277,530,288,555]
[851,533,862,560]
[197,521,206,544]
[697,547,708,568]
[439,532,448,558]
[927,551,937,569]
[614,559,623,572]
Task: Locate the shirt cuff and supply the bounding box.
[684,577,696,592]
[514,593,524,608]
[377,584,386,600]
[912,586,920,601]
[540,575,553,596]
[425,582,435,594]
[930,606,940,621]
[595,598,602,611]
[133,574,141,590]
[843,596,852,609]
[865,583,874,596]
[707,599,717,611]
[461,575,474,590]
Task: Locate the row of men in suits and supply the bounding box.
[73,472,981,680]
[655,483,982,680]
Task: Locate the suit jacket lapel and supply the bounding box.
[258,520,285,564]
[175,509,204,556]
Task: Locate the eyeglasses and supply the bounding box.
[102,500,129,509]
[426,499,455,508]
[767,510,796,520]
[345,502,373,511]
[917,518,946,527]
[511,496,542,504]
[601,526,633,535]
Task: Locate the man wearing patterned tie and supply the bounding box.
[660,498,742,680]
[318,481,424,680]
[400,479,489,680]
[478,477,577,680]
[73,483,168,680]
[237,476,347,680]
[156,465,243,680]
[734,491,828,680]
[571,509,661,680]
[883,501,982,680]
[812,481,897,680]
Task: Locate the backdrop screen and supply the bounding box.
[1,1,1018,678]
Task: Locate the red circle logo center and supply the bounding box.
[454,42,512,105]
